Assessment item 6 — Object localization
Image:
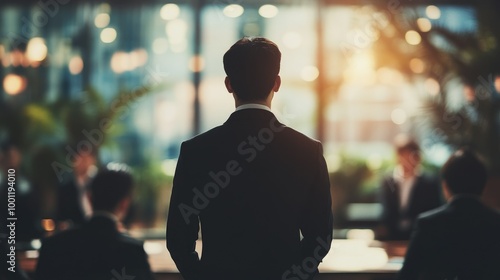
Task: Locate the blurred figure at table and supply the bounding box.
[36,165,154,280]
[56,149,97,229]
[400,148,500,279]
[379,135,442,240]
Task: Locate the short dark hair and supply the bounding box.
[441,148,487,195]
[394,136,420,155]
[223,37,281,102]
[90,165,134,212]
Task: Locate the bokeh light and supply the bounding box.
[391,108,407,125]
[94,13,110,28]
[425,78,440,96]
[3,74,27,95]
[417,18,432,32]
[160,3,180,20]
[409,58,425,73]
[259,5,279,18]
[68,56,84,75]
[223,4,244,18]
[405,30,422,45]
[153,38,169,54]
[100,27,117,43]
[26,37,48,62]
[301,66,319,82]
[426,5,441,19]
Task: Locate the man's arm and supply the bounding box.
[166,142,202,280]
[298,142,333,277]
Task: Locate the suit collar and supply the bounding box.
[235,103,272,112]
[224,108,283,127]
[85,214,119,234]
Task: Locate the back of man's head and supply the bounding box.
[441,148,487,196]
[223,37,281,102]
[90,165,133,213]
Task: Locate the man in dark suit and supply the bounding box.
[36,165,154,280]
[379,136,442,240]
[399,148,500,280]
[167,37,333,280]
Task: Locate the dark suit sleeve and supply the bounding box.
[166,142,202,280]
[134,244,155,280]
[35,240,56,280]
[298,142,333,273]
[399,219,428,280]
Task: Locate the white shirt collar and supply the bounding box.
[235,103,272,112]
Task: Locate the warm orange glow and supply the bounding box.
[189,55,205,72]
[417,18,432,32]
[464,85,475,102]
[495,75,500,93]
[3,74,27,95]
[41,219,56,232]
[344,51,376,85]
[405,30,421,45]
[110,51,129,73]
[409,58,425,73]
[68,56,84,75]
[26,37,48,62]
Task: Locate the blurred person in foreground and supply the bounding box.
[379,136,442,240]
[399,148,500,280]
[167,37,333,280]
[36,165,154,280]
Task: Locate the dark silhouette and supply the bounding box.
[379,136,442,240]
[399,148,500,279]
[167,37,333,280]
[36,166,154,280]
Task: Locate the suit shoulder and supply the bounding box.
[40,227,81,248]
[117,233,145,248]
[281,126,321,147]
[182,125,224,147]
[417,205,449,224]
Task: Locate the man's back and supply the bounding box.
[167,109,333,280]
[400,196,500,279]
[36,216,153,280]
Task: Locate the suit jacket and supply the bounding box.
[380,174,442,240]
[35,215,154,280]
[56,177,88,226]
[399,196,500,280]
[167,109,333,280]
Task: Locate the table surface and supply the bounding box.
[19,239,407,274]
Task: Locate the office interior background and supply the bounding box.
[1,0,499,239]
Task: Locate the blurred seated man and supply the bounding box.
[399,148,500,280]
[36,165,154,280]
[56,149,97,229]
[379,136,442,240]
